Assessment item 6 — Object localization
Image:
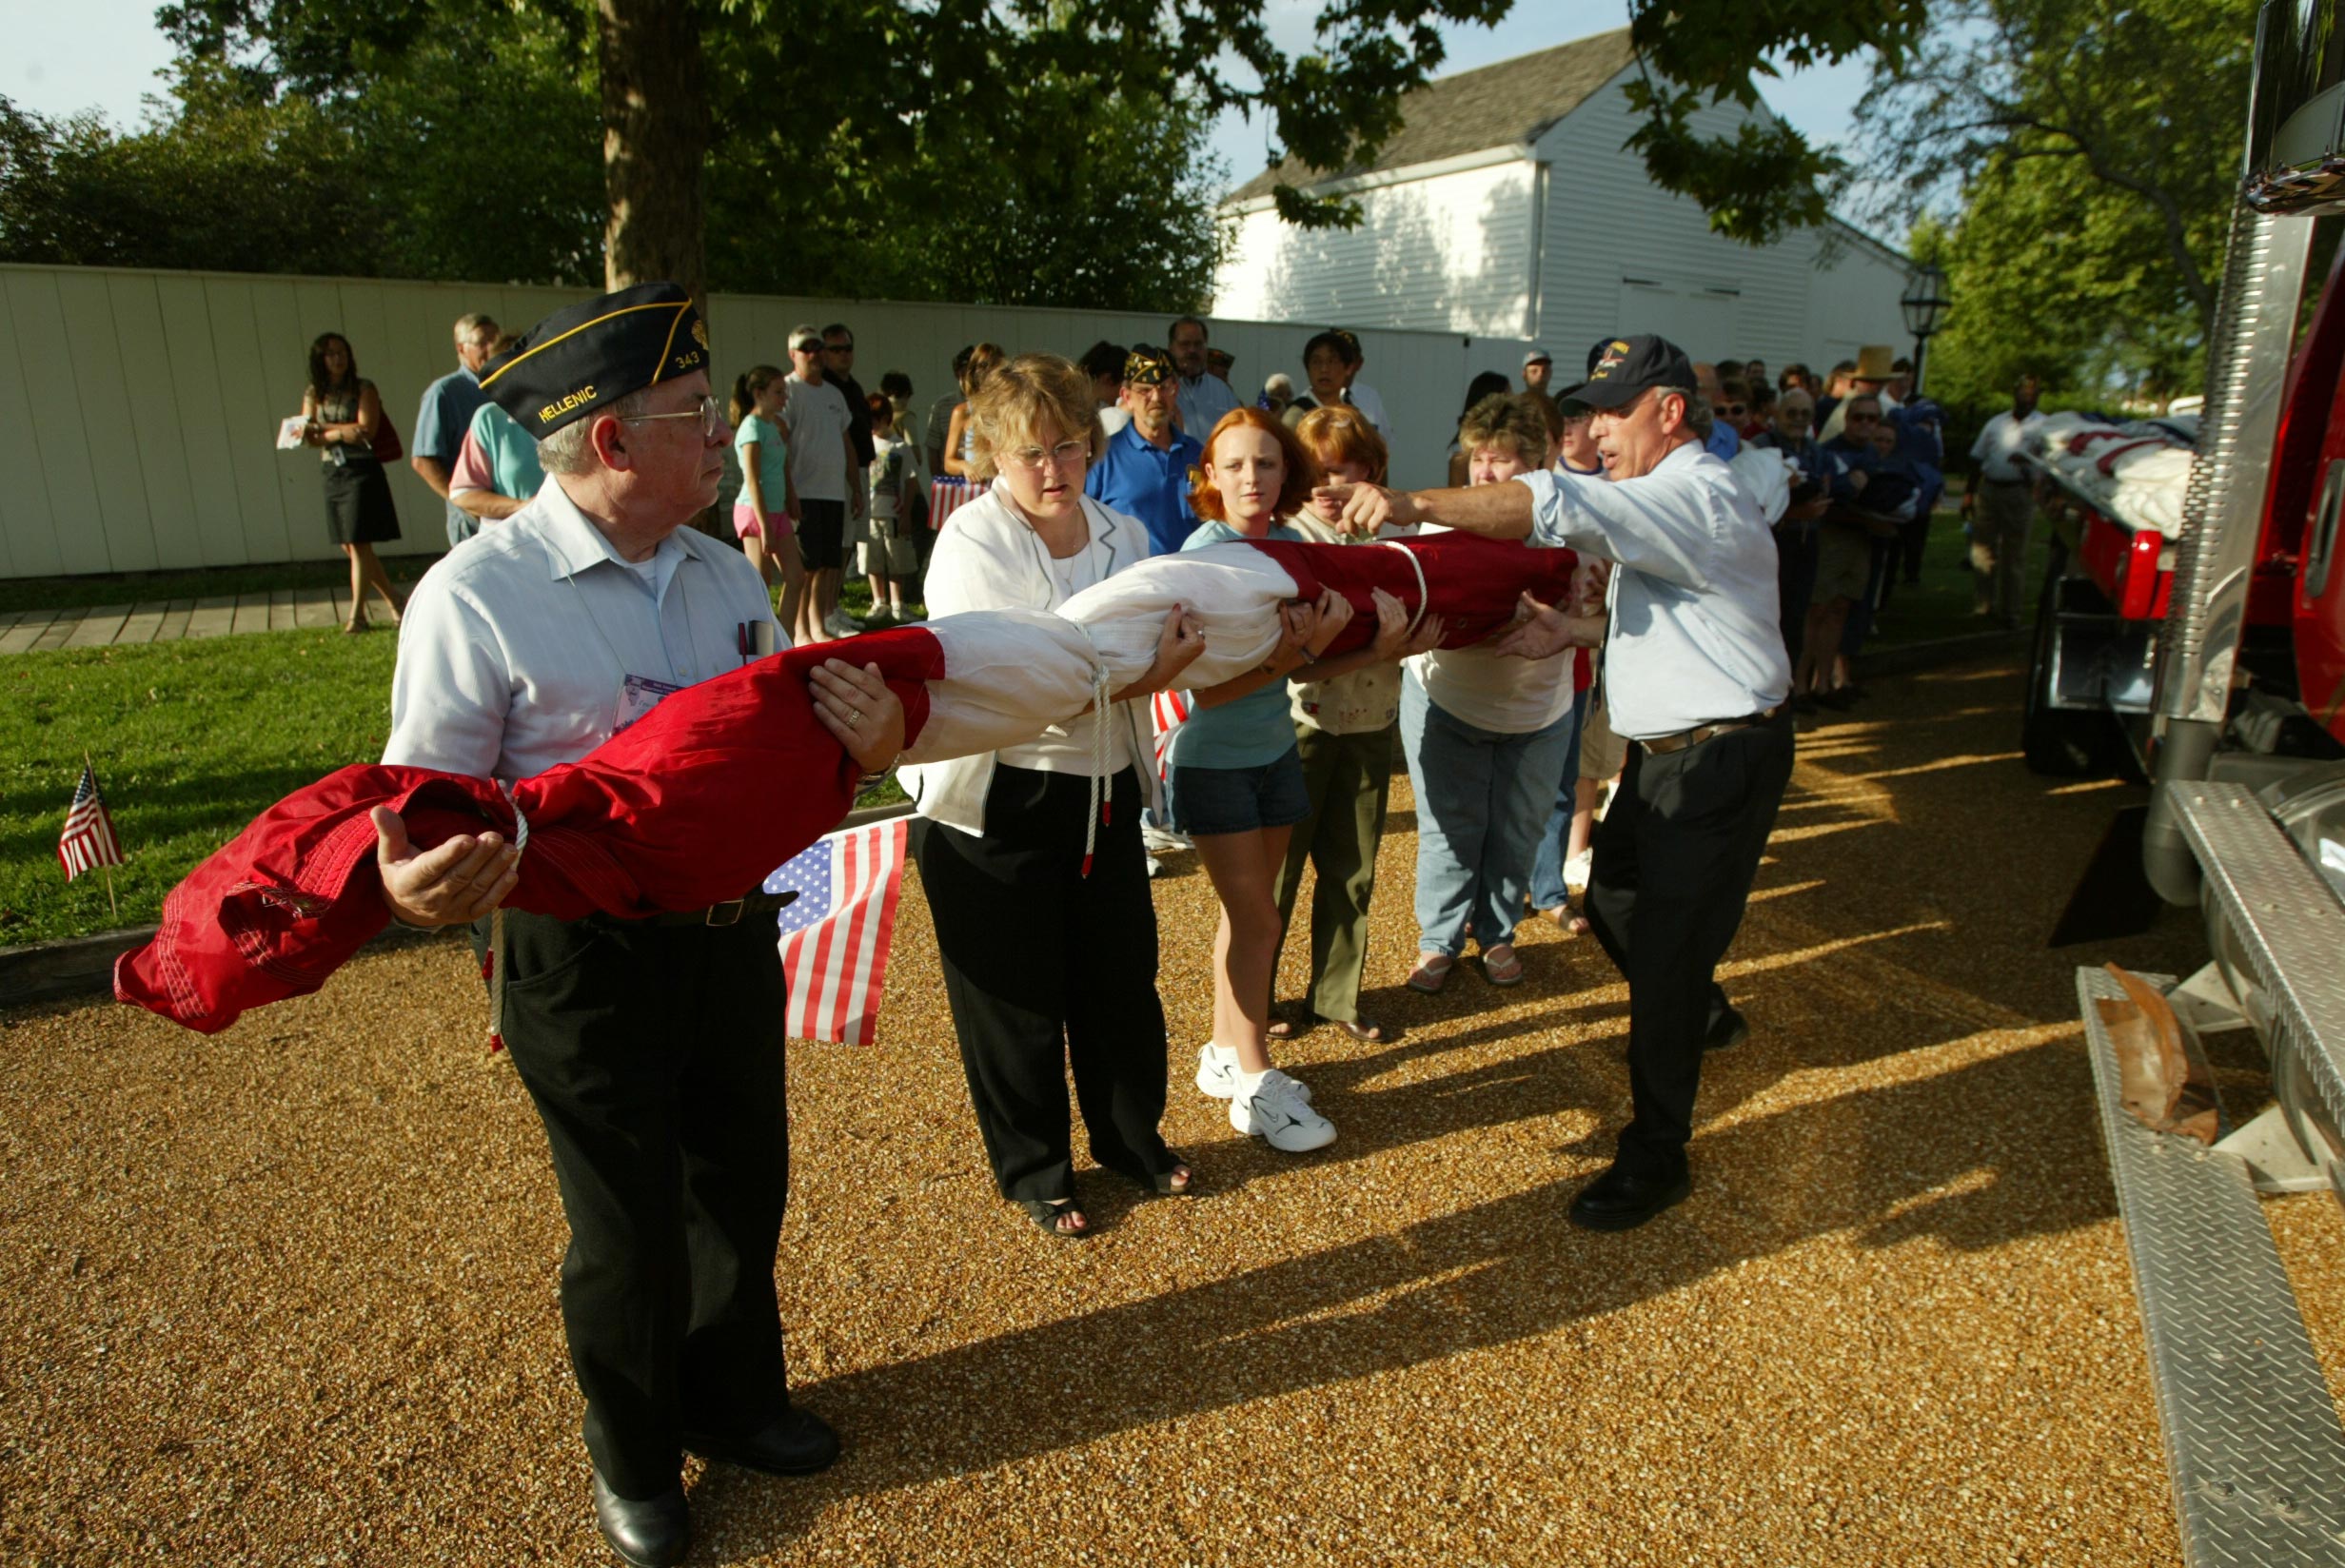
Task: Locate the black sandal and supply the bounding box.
[1150,1162,1196,1197]
[1015,1197,1089,1239]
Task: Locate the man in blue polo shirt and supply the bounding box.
[412,312,499,547]
[1086,346,1204,558]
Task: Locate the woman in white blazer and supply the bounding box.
[898,354,1205,1239]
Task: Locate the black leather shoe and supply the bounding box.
[1568,1163,1691,1231]
[1704,1005,1749,1053]
[682,1404,840,1477]
[592,1471,688,1568]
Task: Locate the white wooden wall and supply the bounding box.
[1215,159,1539,340]
[0,265,1504,580]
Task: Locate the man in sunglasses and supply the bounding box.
[379,284,902,1568]
[786,323,866,643]
[1692,362,1741,460]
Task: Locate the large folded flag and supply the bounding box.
[59,762,126,880]
[764,818,910,1045]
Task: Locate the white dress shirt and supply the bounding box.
[1518,441,1791,740]
[384,476,781,781]
[1969,409,2045,482]
[1176,371,1241,438]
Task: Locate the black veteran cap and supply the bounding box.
[1124,345,1172,385]
[1558,334,1696,411]
[480,282,710,439]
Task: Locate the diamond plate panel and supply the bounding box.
[2079,966,2345,1568]
[2171,783,2345,1147]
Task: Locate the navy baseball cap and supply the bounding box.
[1557,334,1697,411]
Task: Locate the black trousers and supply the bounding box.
[912,764,1176,1203]
[483,909,793,1499]
[1584,710,1795,1178]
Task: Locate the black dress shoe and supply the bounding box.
[1704,1005,1749,1053]
[592,1471,689,1568]
[682,1404,840,1477]
[1568,1163,1691,1231]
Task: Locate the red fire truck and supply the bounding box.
[2020,3,2345,1560]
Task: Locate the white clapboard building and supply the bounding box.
[1213,28,1915,385]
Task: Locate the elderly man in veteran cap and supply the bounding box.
[375,283,904,1568]
[1320,333,1793,1233]
[1085,346,1206,559]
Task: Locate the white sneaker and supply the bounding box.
[824,609,864,637]
[1141,821,1192,853]
[1231,1068,1336,1152]
[1194,1044,1311,1102]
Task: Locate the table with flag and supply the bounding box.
[58,762,125,880]
[762,817,910,1045]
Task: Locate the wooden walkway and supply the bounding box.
[0,586,363,656]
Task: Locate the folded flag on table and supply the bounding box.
[59,762,125,880]
[1150,689,1190,781]
[764,818,910,1045]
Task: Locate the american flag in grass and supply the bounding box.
[58,763,125,880]
[762,818,910,1045]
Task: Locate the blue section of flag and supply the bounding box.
[765,838,834,931]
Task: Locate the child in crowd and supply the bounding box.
[861,394,921,624]
[729,365,804,637]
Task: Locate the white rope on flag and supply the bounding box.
[1379,538,1430,639]
[486,794,530,1051]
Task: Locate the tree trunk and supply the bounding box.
[597,0,710,308]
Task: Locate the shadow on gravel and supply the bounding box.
[694,658,2199,1551]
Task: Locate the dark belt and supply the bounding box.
[631,889,800,928]
[1640,704,1783,755]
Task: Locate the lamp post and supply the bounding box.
[1901,264,1952,396]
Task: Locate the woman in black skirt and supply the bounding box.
[302,333,404,633]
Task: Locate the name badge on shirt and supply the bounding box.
[616,672,685,734]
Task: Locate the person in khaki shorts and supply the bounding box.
[1961,374,2045,627]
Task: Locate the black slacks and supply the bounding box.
[912,763,1176,1204]
[1583,710,1795,1179]
[483,909,793,1500]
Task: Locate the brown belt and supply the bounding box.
[1640,705,1783,755]
[632,889,800,928]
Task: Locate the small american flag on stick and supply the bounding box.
[1151,689,1192,780]
[763,818,910,1045]
[58,756,125,917]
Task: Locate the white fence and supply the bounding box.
[0,264,1533,580]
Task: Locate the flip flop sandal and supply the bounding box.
[1483,944,1526,986]
[1318,1015,1388,1044]
[1015,1198,1090,1239]
[1150,1162,1196,1197]
[1408,953,1455,993]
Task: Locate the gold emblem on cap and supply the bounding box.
[691,318,709,350]
[539,383,598,423]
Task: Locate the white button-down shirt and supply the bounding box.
[384,477,781,781]
[1176,371,1240,437]
[1968,409,2044,482]
[1518,441,1791,740]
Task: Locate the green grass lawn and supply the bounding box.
[1861,500,2053,649]
[1,631,401,945]
[1,624,908,949]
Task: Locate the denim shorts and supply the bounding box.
[1165,747,1310,837]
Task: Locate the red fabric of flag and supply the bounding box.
[117,629,944,1034]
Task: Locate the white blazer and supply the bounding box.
[899,487,1164,836]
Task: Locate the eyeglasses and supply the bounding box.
[1720,403,1746,417]
[999,438,1092,473]
[621,394,725,440]
[793,341,823,354]
[823,341,854,353]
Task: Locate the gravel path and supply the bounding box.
[6,656,2324,1566]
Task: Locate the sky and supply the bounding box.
[8,0,1873,186]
